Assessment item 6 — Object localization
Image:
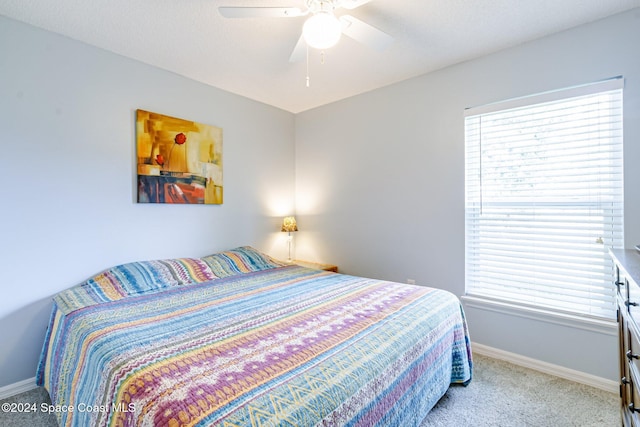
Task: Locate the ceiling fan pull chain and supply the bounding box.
[306,44,310,87]
[321,51,325,65]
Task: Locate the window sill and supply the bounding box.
[461,295,617,336]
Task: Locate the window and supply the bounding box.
[464,78,623,320]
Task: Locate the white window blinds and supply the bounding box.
[464,78,624,320]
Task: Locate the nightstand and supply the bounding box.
[293,260,338,272]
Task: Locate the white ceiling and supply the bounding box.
[2,0,639,113]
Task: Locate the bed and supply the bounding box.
[37,246,472,427]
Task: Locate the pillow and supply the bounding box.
[200,246,285,278]
[53,248,278,315]
[54,258,216,314]
[158,258,217,285]
[54,261,178,314]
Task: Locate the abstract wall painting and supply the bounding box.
[136,109,223,204]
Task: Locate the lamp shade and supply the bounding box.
[281,216,298,232]
[303,11,342,50]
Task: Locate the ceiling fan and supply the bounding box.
[219,0,393,62]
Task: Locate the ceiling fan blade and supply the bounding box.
[289,33,307,63]
[340,0,373,10]
[340,15,393,51]
[219,7,306,18]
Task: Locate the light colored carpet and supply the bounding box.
[422,354,619,427]
[0,354,619,426]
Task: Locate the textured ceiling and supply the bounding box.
[1,0,639,113]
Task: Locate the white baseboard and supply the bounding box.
[472,342,618,394]
[0,377,38,400]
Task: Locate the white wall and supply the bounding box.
[295,9,640,381]
[0,16,296,387]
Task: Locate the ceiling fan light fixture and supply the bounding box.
[303,11,342,49]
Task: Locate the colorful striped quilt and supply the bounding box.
[37,257,472,426]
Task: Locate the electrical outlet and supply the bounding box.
[407,279,416,285]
